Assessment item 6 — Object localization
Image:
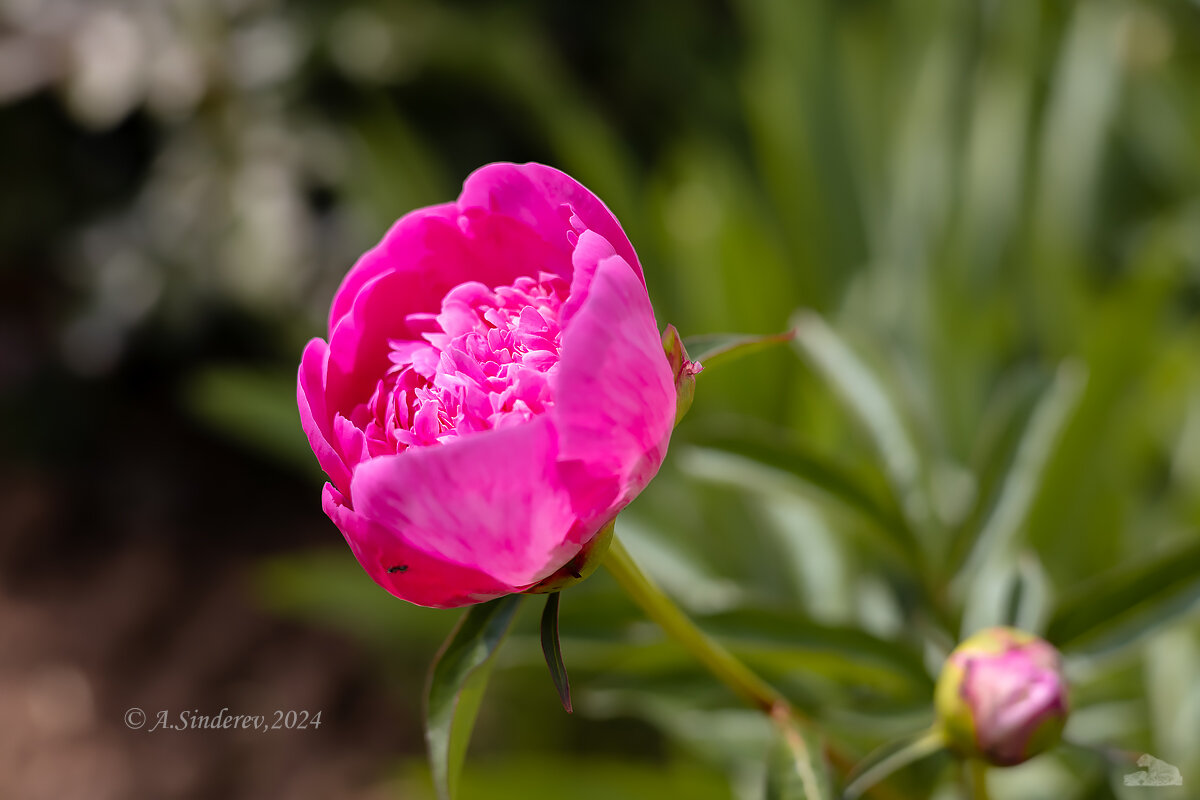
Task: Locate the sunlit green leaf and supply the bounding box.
[1047,537,1200,658]
[790,311,927,530]
[684,425,917,565]
[947,369,1048,571]
[697,609,931,698]
[426,595,523,800]
[960,549,1055,638]
[953,361,1087,587]
[584,687,773,768]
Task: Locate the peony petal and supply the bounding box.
[559,228,616,326]
[350,417,582,588]
[553,247,675,524]
[323,483,511,609]
[298,338,352,495]
[459,162,644,287]
[324,209,571,417]
[327,203,458,333]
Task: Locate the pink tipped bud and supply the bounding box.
[661,324,701,427]
[934,626,1069,767]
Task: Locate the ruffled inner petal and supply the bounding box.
[323,208,571,422]
[346,272,569,456]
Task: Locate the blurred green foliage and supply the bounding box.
[7,0,1200,797]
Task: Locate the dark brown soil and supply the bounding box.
[0,392,419,799]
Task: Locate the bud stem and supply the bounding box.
[967,760,992,800]
[843,727,945,799]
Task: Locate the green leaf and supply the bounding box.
[765,718,833,800]
[685,424,917,565]
[425,595,523,800]
[683,329,796,372]
[953,361,1087,585]
[697,609,932,698]
[789,312,926,528]
[1046,536,1200,658]
[539,592,573,713]
[585,687,774,767]
[944,368,1047,574]
[960,550,1053,638]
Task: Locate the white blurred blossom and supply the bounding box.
[0,0,344,374]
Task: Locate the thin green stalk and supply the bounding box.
[967,760,991,800]
[604,535,787,712]
[604,534,909,800]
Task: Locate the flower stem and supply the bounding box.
[604,535,786,712]
[604,534,909,800]
[967,760,991,800]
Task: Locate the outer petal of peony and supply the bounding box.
[552,231,676,527]
[350,417,582,596]
[297,337,352,496]
[323,483,512,608]
[457,162,645,287]
[326,202,458,333]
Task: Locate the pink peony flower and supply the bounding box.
[934,626,1069,766]
[298,163,683,608]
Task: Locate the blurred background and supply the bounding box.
[2,0,1199,798]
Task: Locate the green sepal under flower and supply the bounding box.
[525,519,615,594]
[662,324,700,427]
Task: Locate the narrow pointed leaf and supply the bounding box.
[1046,536,1200,657]
[425,595,523,800]
[961,550,1053,638]
[686,425,917,563]
[539,591,573,712]
[953,361,1087,583]
[766,717,833,800]
[683,329,795,371]
[696,609,932,696]
[789,312,925,526]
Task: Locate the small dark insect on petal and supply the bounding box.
[386,564,409,574]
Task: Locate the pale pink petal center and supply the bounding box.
[350,272,570,457]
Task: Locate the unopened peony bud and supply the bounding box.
[934,626,1069,767]
[661,324,701,426]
